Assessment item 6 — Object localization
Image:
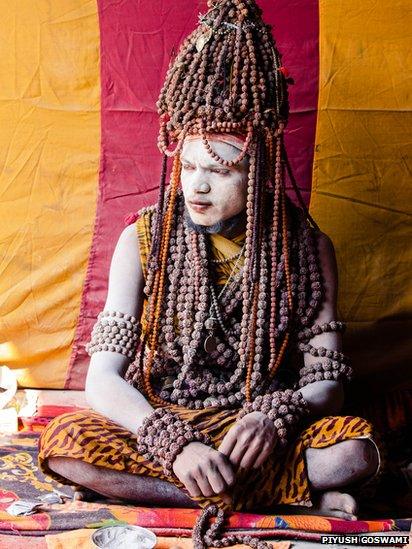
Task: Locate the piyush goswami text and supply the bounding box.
[320,534,409,545]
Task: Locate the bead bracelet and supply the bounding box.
[86,310,141,359]
[136,408,211,477]
[298,360,353,388]
[237,389,309,449]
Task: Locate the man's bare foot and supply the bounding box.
[72,485,103,502]
[314,490,358,521]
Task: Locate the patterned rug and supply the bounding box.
[0,432,410,539]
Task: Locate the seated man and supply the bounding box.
[39,0,380,526]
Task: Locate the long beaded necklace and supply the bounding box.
[127,195,323,410]
[204,242,246,353]
[210,247,243,264]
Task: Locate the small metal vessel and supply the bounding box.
[91,525,157,549]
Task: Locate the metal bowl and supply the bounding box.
[91,525,157,549]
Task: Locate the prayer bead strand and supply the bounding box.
[143,156,182,405]
[268,132,282,372]
[151,154,168,269]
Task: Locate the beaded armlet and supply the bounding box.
[86,310,141,359]
[136,408,212,477]
[296,320,353,388]
[237,389,309,449]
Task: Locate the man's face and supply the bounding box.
[180,139,249,227]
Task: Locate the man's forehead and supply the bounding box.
[182,139,247,166]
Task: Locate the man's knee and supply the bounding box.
[355,438,380,478]
[332,439,379,479]
[306,438,380,490]
[333,439,377,476]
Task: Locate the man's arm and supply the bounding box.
[84,223,154,433]
[298,231,344,416]
[85,224,236,499]
[219,231,345,471]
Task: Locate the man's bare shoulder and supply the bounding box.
[120,222,139,244]
[105,222,144,315]
[316,230,336,261]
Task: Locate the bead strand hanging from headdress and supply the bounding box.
[142,155,182,406]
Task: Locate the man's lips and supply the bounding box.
[188,200,212,212]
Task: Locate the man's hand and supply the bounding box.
[218,411,276,472]
[172,441,235,502]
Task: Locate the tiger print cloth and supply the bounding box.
[38,408,376,511]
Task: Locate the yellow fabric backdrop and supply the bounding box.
[310,0,411,394]
[0,0,410,393]
[0,1,100,387]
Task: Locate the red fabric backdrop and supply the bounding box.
[66,0,319,388]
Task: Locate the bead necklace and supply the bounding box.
[204,243,245,353]
[210,247,244,264]
[127,191,324,411]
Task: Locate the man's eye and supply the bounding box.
[183,164,194,170]
[211,169,229,175]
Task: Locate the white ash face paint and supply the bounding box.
[181,138,249,228]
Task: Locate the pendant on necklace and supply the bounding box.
[204,317,218,353]
[204,334,217,353]
[205,317,218,331]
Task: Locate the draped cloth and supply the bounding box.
[38,209,377,510]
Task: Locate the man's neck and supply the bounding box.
[218,212,246,240]
[184,209,247,240]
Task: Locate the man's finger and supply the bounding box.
[239,440,263,471]
[218,429,238,456]
[207,469,228,495]
[196,474,215,498]
[252,442,272,469]
[228,439,248,468]
[180,474,202,498]
[217,457,236,488]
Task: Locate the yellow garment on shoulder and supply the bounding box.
[135,209,245,284]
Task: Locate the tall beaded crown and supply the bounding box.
[156,0,290,164]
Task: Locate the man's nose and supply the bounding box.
[192,171,211,193]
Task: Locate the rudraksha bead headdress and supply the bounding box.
[136,0,323,407]
[156,0,289,160]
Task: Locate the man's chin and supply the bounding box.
[183,208,245,236]
[188,216,216,227]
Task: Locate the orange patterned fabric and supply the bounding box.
[38,409,374,511]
